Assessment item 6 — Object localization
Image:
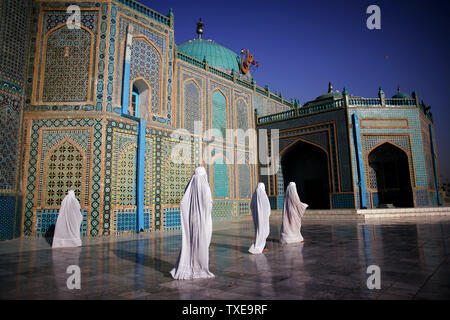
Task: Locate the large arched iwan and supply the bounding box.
[368,142,414,208]
[281,139,331,209]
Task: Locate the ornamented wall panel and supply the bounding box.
[238,163,251,199]
[179,71,203,130]
[111,132,137,206]
[212,200,233,220]
[183,80,201,133]
[130,37,162,115]
[144,138,153,207]
[331,193,355,209]
[238,200,250,216]
[160,135,196,206]
[36,129,92,208]
[236,98,248,130]
[151,129,199,230]
[213,161,229,199]
[35,208,88,237]
[114,10,174,124]
[43,141,86,207]
[103,120,137,235]
[420,115,435,191]
[26,3,107,111]
[23,118,102,237]
[162,207,181,230]
[0,0,32,240]
[42,27,92,102]
[276,164,285,210]
[414,189,429,207]
[0,93,21,191]
[0,0,31,86]
[212,90,227,137]
[0,196,16,241]
[113,208,152,233]
[253,93,290,117]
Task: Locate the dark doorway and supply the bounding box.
[281,140,330,209]
[368,143,413,207]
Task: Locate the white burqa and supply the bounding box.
[52,190,83,248]
[170,167,214,280]
[249,183,271,254]
[280,182,308,244]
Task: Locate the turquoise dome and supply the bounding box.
[316,91,342,100]
[392,87,411,99]
[177,39,240,74]
[315,83,342,100]
[392,92,411,99]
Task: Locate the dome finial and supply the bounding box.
[328,82,333,93]
[196,18,204,39]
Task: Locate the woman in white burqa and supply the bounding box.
[52,190,83,248]
[170,167,215,280]
[249,183,271,254]
[280,182,308,244]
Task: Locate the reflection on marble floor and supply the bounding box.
[0,214,449,300]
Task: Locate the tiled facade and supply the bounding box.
[347,104,436,208]
[0,0,442,241]
[258,92,441,210]
[0,0,32,240]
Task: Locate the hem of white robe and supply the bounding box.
[52,238,82,248]
[280,234,304,244]
[248,244,264,254]
[170,267,215,280]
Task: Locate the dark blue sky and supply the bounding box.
[142,0,450,182]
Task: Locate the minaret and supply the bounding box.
[196,18,204,39]
[378,86,385,106]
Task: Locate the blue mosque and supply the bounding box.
[0,0,443,241]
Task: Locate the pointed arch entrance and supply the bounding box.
[368,142,413,207]
[281,139,331,209]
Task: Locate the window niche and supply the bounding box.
[129,78,151,120]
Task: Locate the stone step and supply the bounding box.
[278,206,450,219]
[357,206,450,218]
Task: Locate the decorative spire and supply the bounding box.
[343,86,348,95]
[196,18,204,39]
[397,84,401,92]
[328,82,333,93]
[168,8,174,28]
[378,86,384,94]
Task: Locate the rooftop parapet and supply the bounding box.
[257,94,433,125]
[257,99,344,125]
[115,0,172,27]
